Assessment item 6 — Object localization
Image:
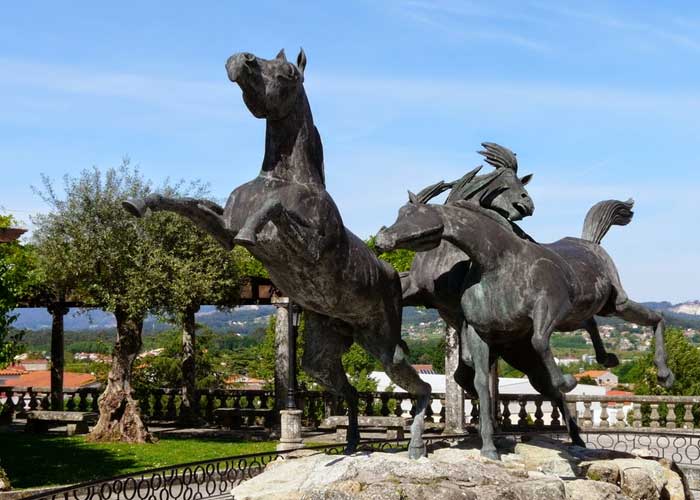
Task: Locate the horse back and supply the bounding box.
[544,237,625,312]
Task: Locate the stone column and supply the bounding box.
[48,302,69,411]
[277,409,304,451]
[274,303,290,417]
[443,325,465,434]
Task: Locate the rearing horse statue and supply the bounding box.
[377,195,674,458]
[123,49,431,458]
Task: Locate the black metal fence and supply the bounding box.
[20,434,470,500]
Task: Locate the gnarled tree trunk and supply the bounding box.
[178,305,201,425]
[88,307,151,443]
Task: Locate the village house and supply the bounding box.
[575,369,618,388]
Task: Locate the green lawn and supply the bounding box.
[0,431,278,489]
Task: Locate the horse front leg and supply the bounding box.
[234,199,312,251]
[123,194,234,250]
[462,323,498,460]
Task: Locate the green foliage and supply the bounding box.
[498,360,524,378]
[0,214,39,366]
[612,359,644,384]
[365,235,415,272]
[550,334,588,349]
[577,375,598,386]
[405,336,445,373]
[342,343,379,392]
[145,183,241,322]
[133,327,221,390]
[232,247,268,279]
[31,161,163,320]
[633,327,700,396]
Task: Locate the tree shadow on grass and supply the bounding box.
[0,431,142,489]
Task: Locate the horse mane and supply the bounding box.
[478,142,518,172]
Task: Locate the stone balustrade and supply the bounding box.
[3,386,700,434]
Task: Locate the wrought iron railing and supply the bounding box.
[20,433,471,500]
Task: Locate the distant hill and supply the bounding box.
[12,305,276,335]
[12,300,700,336]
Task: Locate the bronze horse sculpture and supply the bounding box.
[403,143,619,370]
[123,49,431,458]
[398,143,624,450]
[377,195,674,459]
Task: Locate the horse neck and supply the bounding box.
[261,91,325,186]
[440,205,524,269]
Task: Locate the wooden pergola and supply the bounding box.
[0,227,27,243]
[17,276,287,410]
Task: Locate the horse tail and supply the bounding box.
[581,199,634,244]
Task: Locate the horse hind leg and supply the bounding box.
[300,312,360,453]
[356,330,431,459]
[582,318,619,368]
[530,298,577,393]
[614,299,674,388]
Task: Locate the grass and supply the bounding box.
[0,431,278,490]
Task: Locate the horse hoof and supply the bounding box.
[601,353,620,368]
[234,230,257,246]
[343,443,358,455]
[122,199,146,218]
[561,374,577,393]
[408,442,426,459]
[481,448,499,461]
[658,370,675,389]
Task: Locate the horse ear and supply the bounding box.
[408,191,418,204]
[296,48,307,74]
[276,48,287,61]
[520,173,533,185]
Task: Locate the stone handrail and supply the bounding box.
[3,386,699,433]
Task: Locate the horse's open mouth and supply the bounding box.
[513,202,530,218]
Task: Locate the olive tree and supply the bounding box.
[33,161,164,442]
[0,214,38,366]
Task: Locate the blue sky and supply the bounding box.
[1,1,698,302]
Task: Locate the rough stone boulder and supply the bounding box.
[0,466,10,492]
[230,436,691,500]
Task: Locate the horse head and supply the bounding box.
[376,193,445,253]
[447,142,534,222]
[225,48,307,120]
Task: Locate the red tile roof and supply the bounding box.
[3,370,97,390]
[0,364,28,376]
[606,389,633,397]
[411,364,435,374]
[574,370,610,379]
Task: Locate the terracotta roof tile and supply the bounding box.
[4,370,96,390]
[0,364,28,376]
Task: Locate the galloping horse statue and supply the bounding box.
[123,49,431,458]
[377,195,674,459]
[399,143,623,448]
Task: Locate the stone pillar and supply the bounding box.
[277,409,304,451]
[48,302,69,411]
[443,325,465,434]
[274,304,290,416]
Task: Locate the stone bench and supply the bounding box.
[214,407,273,429]
[25,411,98,436]
[322,415,405,440]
